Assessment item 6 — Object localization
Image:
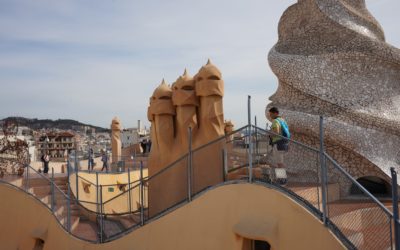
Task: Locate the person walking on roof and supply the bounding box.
[101,150,109,173]
[268,107,290,185]
[41,152,50,174]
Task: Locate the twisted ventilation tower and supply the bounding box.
[268,0,400,184]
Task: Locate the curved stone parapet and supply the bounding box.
[267,0,400,183]
[0,182,345,250]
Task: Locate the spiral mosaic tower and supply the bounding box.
[268,0,400,185]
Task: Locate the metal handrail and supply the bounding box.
[27,165,69,200]
[255,126,320,153]
[324,153,393,217]
[86,127,248,214]
[76,174,96,186]
[100,178,142,188]
[75,172,145,188]
[106,125,250,204]
[26,165,53,183]
[145,154,189,182]
[1,123,395,246]
[147,126,249,183]
[192,125,249,152]
[97,124,305,211]
[102,181,142,205]
[73,199,99,205]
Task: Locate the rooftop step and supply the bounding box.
[58,216,80,231]
[23,176,67,186]
[71,219,98,242]
[54,205,81,217]
[100,218,125,239]
[288,183,340,204]
[116,214,140,229]
[327,200,393,250]
[28,186,51,196]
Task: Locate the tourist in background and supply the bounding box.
[41,152,50,174]
[88,148,94,172]
[101,150,108,172]
[140,140,146,154]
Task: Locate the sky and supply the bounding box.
[0,0,399,129]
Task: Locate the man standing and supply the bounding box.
[101,150,108,172]
[41,152,50,174]
[88,148,94,172]
[268,107,290,184]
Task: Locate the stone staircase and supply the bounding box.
[327,200,394,250]
[24,175,98,241]
[99,212,142,240]
[285,184,394,249]
[16,173,145,242]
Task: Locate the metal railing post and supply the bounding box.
[67,159,70,179]
[248,95,253,183]
[133,150,136,170]
[391,219,394,250]
[319,116,328,226]
[67,159,71,232]
[51,167,55,212]
[25,164,29,192]
[140,161,144,226]
[391,167,400,250]
[128,168,132,213]
[75,152,79,203]
[255,116,259,159]
[222,148,228,182]
[96,172,99,214]
[188,127,193,201]
[100,185,103,243]
[66,196,71,232]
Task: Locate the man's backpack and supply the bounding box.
[276,118,290,151]
[277,117,290,139]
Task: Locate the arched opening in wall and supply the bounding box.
[33,238,45,250]
[242,239,271,250]
[350,176,391,197]
[253,240,271,250]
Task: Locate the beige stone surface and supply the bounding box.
[147,60,226,216]
[111,117,122,163]
[0,182,345,250]
[68,170,148,214]
[121,143,142,157]
[267,0,400,187]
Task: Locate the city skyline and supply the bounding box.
[1,0,399,128]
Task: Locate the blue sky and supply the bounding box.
[0,0,399,129]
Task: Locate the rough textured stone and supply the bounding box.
[147,60,227,216]
[267,0,400,186]
[111,117,122,164]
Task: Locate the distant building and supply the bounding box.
[36,131,76,161]
[17,126,33,136]
[121,120,149,148]
[121,128,140,148]
[71,125,91,134]
[95,132,111,152]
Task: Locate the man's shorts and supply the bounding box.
[272,144,285,165]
